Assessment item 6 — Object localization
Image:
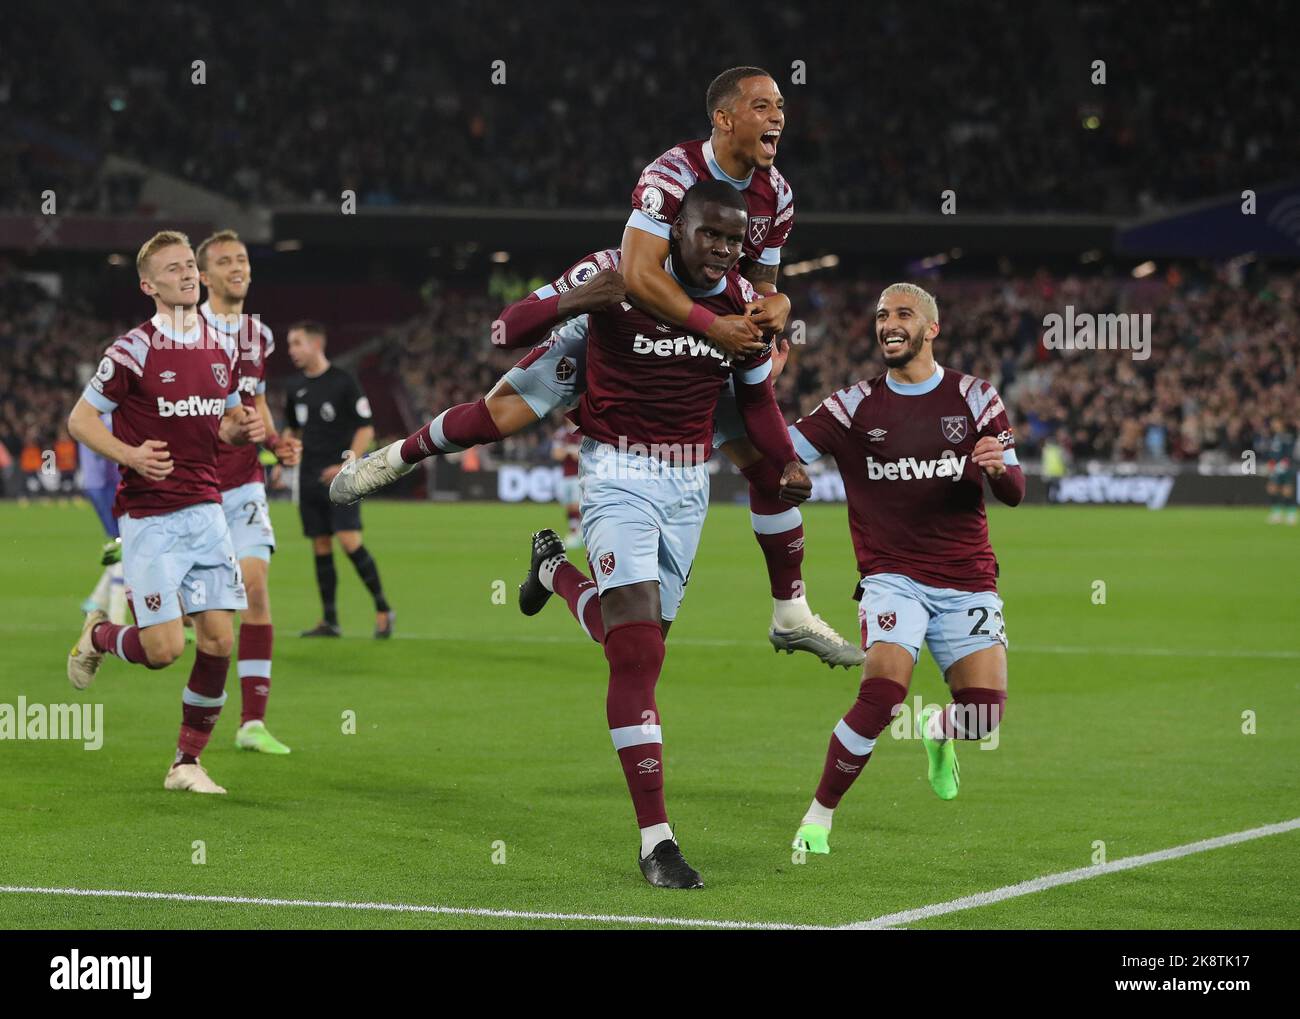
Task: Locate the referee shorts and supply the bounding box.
[299,476,362,537]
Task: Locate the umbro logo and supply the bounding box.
[636,757,660,774]
[867,428,888,442]
[159,370,177,384]
[834,759,861,774]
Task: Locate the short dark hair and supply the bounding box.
[288,320,327,342]
[705,66,773,123]
[679,179,748,221]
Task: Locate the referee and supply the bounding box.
[283,321,395,637]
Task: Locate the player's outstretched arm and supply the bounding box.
[620,226,764,357]
[68,397,173,481]
[496,269,626,349]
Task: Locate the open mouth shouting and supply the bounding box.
[759,130,780,160]
[701,262,728,284]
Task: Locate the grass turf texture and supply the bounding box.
[0,499,1296,930]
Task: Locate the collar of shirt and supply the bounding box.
[151,312,202,345]
[885,363,944,396]
[703,140,753,190]
[199,300,242,334]
[665,254,727,298]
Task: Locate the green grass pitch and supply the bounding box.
[0,498,1296,929]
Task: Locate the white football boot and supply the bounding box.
[67,610,108,690]
[164,761,228,794]
[329,441,413,505]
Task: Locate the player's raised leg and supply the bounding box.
[519,528,605,643]
[718,432,862,668]
[330,315,587,507]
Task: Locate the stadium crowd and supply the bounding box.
[3,1,1296,216]
[3,263,1297,495]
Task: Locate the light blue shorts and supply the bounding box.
[504,317,745,448]
[503,316,589,418]
[858,572,1007,675]
[578,438,710,621]
[221,480,276,561]
[120,502,247,627]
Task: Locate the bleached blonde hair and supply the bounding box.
[136,230,192,277]
[879,282,939,324]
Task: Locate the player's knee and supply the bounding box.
[603,621,666,686]
[852,675,909,739]
[146,637,184,669]
[951,688,1007,739]
[197,632,234,658]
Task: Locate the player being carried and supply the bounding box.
[786,284,1025,855]
[329,65,861,669]
[197,229,302,755]
[66,230,266,794]
[516,180,811,888]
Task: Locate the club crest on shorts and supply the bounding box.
[876,611,896,632]
[748,215,772,247]
[555,357,576,382]
[941,416,968,443]
[211,363,229,388]
[598,551,616,576]
[144,592,162,613]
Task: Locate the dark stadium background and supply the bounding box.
[2,0,1297,506]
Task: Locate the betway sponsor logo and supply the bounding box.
[631,333,730,366]
[1050,473,1174,509]
[865,453,967,482]
[156,395,225,417]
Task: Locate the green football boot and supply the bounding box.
[792,823,831,855]
[101,538,123,566]
[918,705,960,800]
[235,720,292,755]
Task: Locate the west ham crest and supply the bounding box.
[145,592,162,613]
[876,611,896,632]
[598,551,616,576]
[941,416,968,443]
[211,362,229,388]
[555,357,576,382]
[748,215,772,247]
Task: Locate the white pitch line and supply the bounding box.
[841,816,1300,930]
[0,885,824,931]
[6,818,1297,931]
